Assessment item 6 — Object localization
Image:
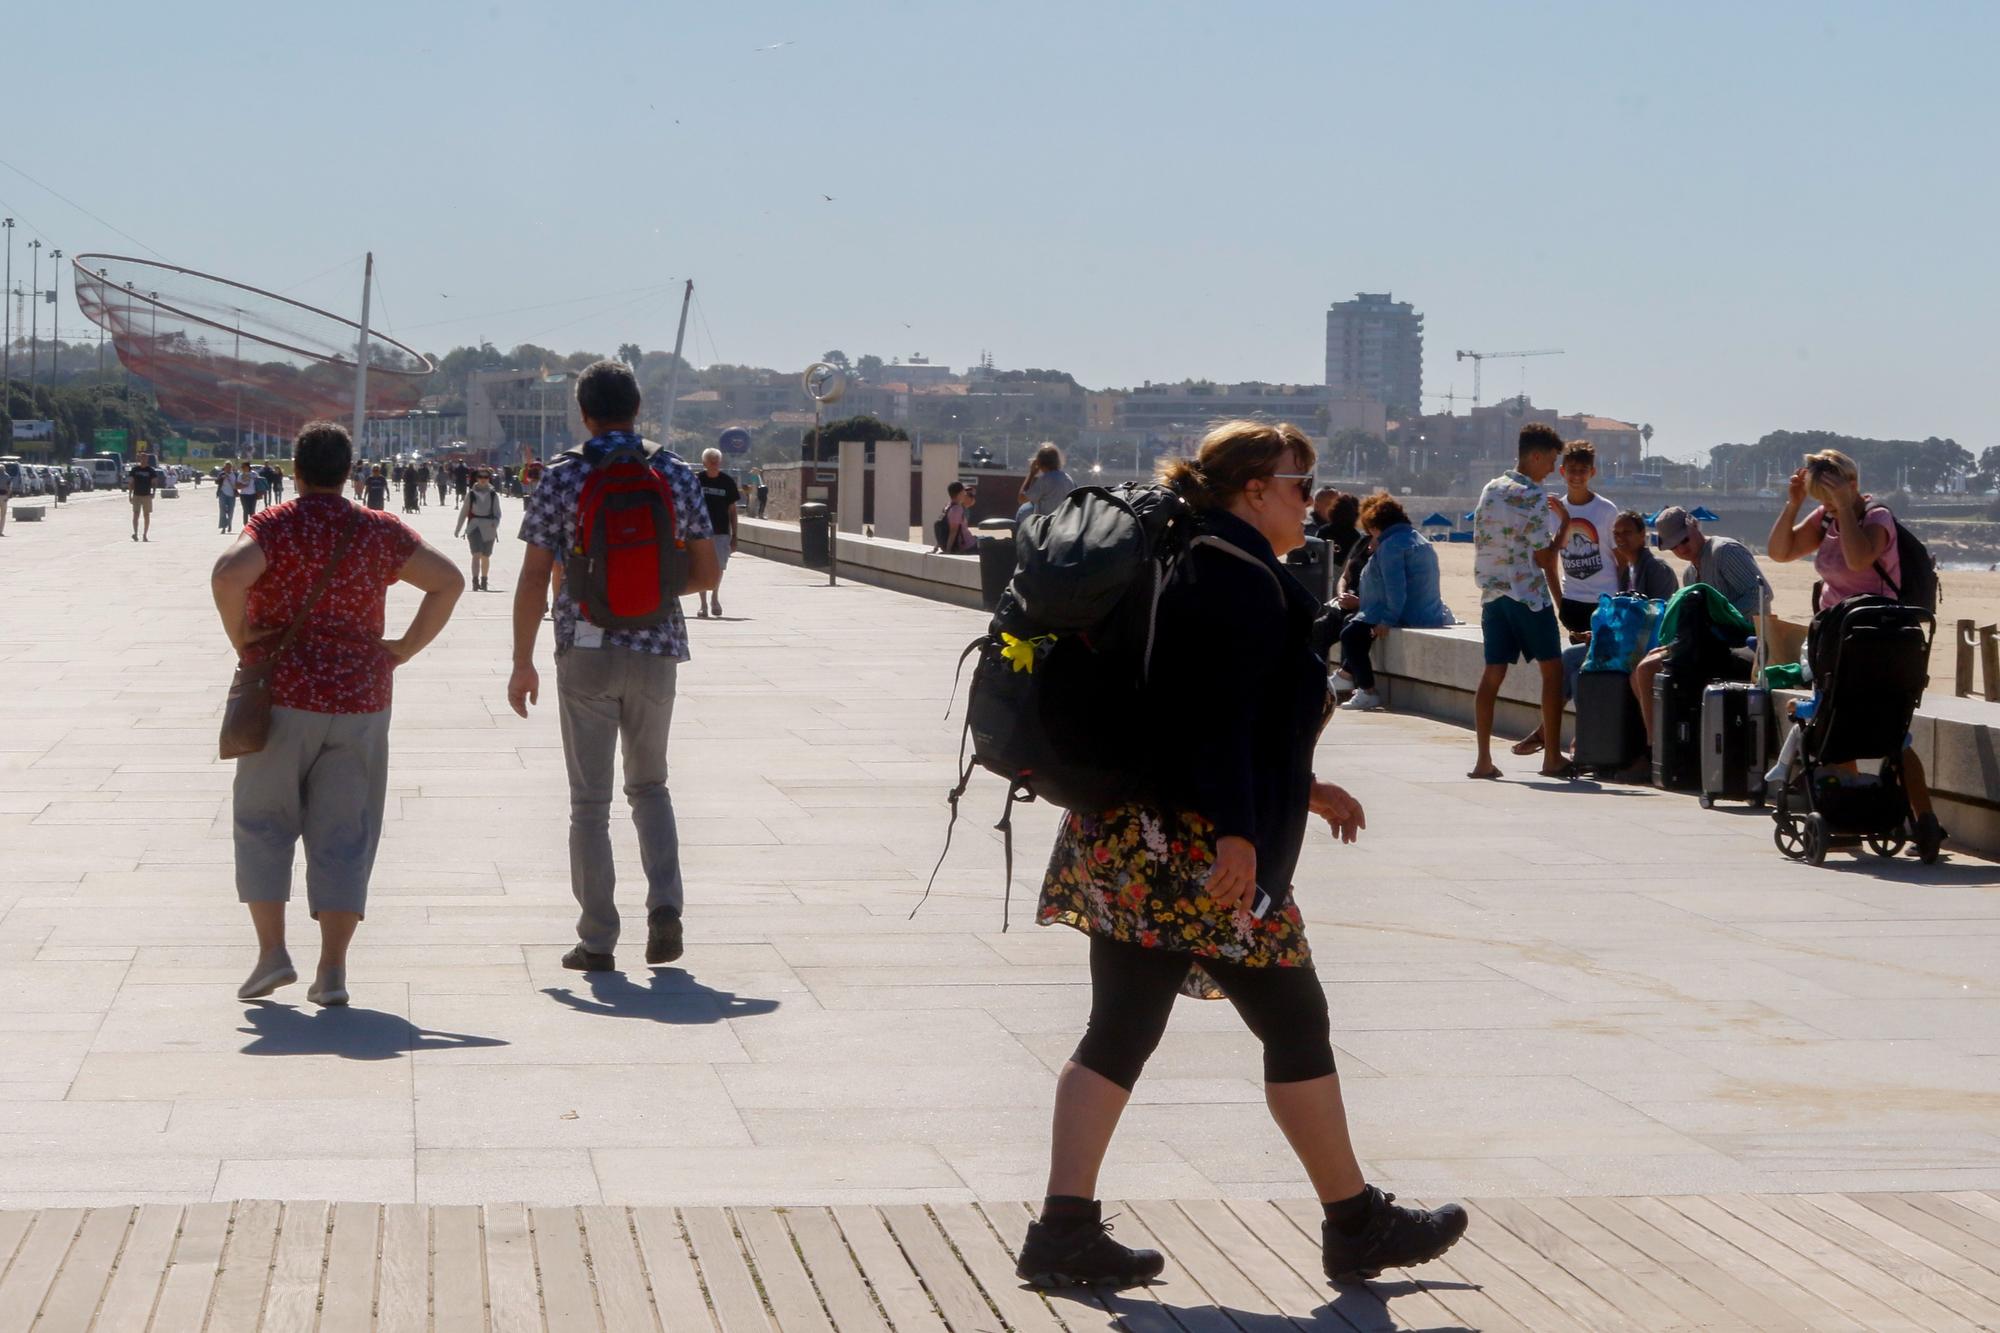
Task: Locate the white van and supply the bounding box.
[87,455,124,489]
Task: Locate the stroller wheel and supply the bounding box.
[1865,833,1907,859]
[1803,813,1830,867]
[1774,816,1809,861]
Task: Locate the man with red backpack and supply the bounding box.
[508,360,720,972]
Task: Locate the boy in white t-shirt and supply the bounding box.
[1549,440,1620,638]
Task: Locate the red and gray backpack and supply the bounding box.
[560,437,691,629]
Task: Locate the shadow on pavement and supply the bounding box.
[1050,1284,1479,1333]
[539,968,780,1023]
[238,1004,509,1060]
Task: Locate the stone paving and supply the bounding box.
[0,488,1996,1211]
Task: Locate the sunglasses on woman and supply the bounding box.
[1268,472,1316,502]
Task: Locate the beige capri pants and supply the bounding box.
[232,706,391,918]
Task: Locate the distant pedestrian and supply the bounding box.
[211,421,463,1007]
[268,465,286,504]
[696,449,740,618]
[937,480,978,552]
[0,465,12,537]
[1019,443,1075,519]
[364,464,389,511]
[748,465,767,518]
[455,469,502,592]
[127,451,163,542]
[402,466,422,514]
[452,461,468,502]
[1017,420,1467,1289]
[250,462,272,519]
[217,465,238,533]
[1468,423,1567,781]
[435,465,449,506]
[507,360,719,973]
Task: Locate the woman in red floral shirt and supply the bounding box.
[210,422,464,1007]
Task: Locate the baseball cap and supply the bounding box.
[1655,506,1694,549]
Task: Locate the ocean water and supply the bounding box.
[1941,560,1998,572]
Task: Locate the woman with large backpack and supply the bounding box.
[1767,448,1944,849]
[455,469,503,592]
[1016,420,1469,1290]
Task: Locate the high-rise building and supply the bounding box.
[1324,292,1423,421]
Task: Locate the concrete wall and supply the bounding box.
[733,516,984,610]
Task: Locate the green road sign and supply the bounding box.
[93,428,129,453]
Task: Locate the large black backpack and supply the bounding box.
[920,484,1278,927]
[1822,504,1939,612]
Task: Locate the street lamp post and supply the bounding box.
[1,218,12,407]
[27,239,41,393]
[48,250,60,398]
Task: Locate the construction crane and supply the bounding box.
[1422,389,1467,413]
[1454,348,1564,408]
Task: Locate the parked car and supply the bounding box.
[70,465,94,491]
[86,457,123,490]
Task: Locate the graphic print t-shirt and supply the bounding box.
[700,472,741,534]
[1556,494,1620,602]
[128,465,160,498]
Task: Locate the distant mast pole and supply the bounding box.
[350,252,373,458]
[658,279,693,450]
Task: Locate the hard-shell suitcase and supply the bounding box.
[1574,670,1645,771]
[1700,682,1768,807]
[1652,669,1702,791]
[1284,535,1337,604]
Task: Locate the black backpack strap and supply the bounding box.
[993,782,1033,933]
[910,636,992,924]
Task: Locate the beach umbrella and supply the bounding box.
[1461,511,1476,523]
[1643,510,1661,525]
[1690,505,1721,522]
[1421,512,1454,527]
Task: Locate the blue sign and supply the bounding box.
[719,427,752,456]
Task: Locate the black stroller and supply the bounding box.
[1772,595,1938,865]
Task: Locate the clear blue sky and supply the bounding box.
[5,0,1992,459]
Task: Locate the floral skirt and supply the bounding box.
[1037,803,1313,1000]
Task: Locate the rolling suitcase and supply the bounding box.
[1699,682,1768,808]
[1574,670,1645,771]
[1652,669,1702,791]
[1284,535,1337,604]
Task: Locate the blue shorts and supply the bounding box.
[1482,596,1561,666]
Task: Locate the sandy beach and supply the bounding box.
[1424,542,2000,692]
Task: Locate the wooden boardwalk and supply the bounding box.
[3,1194,1999,1331]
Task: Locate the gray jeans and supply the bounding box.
[555,646,684,953]
[233,706,391,918]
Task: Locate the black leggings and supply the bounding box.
[1338,617,1378,690]
[1072,935,1337,1091]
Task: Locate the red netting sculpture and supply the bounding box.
[72,254,432,430]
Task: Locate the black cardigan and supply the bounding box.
[1146,509,1334,907]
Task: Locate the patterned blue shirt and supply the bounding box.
[518,432,714,660]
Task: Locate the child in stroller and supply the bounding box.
[1769,595,1941,865]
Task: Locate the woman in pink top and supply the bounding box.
[1766,448,1940,845]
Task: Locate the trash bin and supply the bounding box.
[974,518,1018,612]
[800,502,831,569]
[1284,534,1336,603]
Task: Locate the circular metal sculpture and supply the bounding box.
[72,253,433,429]
[718,427,752,456]
[803,361,846,407]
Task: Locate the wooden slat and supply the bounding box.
[1618,1196,1871,1333]
[786,1209,891,1333]
[1849,1194,2000,1287]
[27,1207,130,1333]
[0,1207,83,1329]
[1094,1203,1238,1333]
[683,1206,774,1333]
[320,1202,383,1333]
[261,1201,331,1333]
[1524,1195,1744,1330]
[1702,1194,1978,1333]
[147,1201,231,1332]
[431,1204,486,1333]
[203,1198,280,1332]
[1801,1194,2000,1319]
[831,1205,949,1333]
[974,1201,1129,1333]
[632,1208,716,1333]
[483,1203,544,1333]
[930,1203,1066,1333]
[738,1209,836,1333]
[1265,1196,1469,1332]
[531,1206,601,1333]
[1913,1193,2000,1253]
[1388,1201,1589,1333]
[1761,1193,2000,1328]
[879,1204,1002,1333]
[376,1203,431,1333]
[1477,1197,1680,1332]
[1176,1199,1350,1327]
[1455,1199,1649,1333]
[581,1205,659,1333]
[1568,1195,1808,1332]
[0,1212,35,1277]
[1673,1193,1951,1333]
[89,1205,180,1332]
